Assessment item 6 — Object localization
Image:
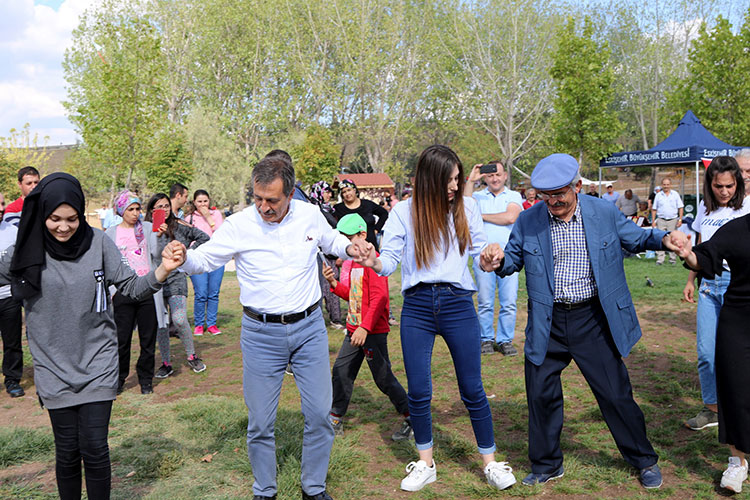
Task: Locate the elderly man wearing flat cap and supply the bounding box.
[484,153,688,489]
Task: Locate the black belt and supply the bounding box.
[408,282,454,291]
[553,298,597,310]
[243,301,319,324]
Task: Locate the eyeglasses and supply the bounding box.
[539,187,571,201]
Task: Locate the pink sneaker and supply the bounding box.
[193,325,204,336]
[207,325,222,335]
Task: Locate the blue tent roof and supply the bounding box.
[600,110,744,167]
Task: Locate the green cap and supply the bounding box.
[337,213,367,235]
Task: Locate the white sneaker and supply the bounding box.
[721,456,748,493]
[400,459,436,491]
[484,461,517,490]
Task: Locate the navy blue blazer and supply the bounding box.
[497,194,667,366]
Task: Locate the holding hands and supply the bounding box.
[162,241,186,271]
[479,243,504,272]
[662,231,701,270]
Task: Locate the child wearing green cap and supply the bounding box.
[322,213,412,441]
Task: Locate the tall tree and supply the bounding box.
[669,11,750,147]
[191,0,298,204]
[292,0,430,173]
[292,125,342,188]
[551,16,622,168]
[184,107,248,208]
[606,0,720,151]
[436,0,558,180]
[63,0,165,199]
[0,124,51,198]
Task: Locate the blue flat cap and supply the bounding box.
[531,154,579,191]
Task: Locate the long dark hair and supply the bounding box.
[145,193,178,239]
[703,156,745,214]
[411,145,471,269]
[193,189,210,202]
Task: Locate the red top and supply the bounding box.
[523,199,541,210]
[331,259,390,335]
[5,197,23,214]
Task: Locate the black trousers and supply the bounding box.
[48,400,112,500]
[331,332,409,417]
[0,296,23,384]
[525,301,658,473]
[113,293,157,386]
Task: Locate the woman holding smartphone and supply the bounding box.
[145,193,209,377]
[1,173,183,500]
[357,145,516,492]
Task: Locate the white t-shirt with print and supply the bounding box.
[693,198,750,271]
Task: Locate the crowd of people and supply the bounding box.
[0,145,748,499]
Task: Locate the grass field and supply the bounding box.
[0,257,746,499]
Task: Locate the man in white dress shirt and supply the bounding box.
[177,156,365,500]
[651,177,684,265]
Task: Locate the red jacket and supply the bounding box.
[331,260,390,334]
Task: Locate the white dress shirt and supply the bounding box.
[378,197,488,292]
[181,200,351,314]
[652,190,684,219]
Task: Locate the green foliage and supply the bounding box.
[144,126,194,194]
[669,11,750,146]
[551,16,623,168]
[0,427,54,467]
[292,126,341,188]
[62,147,114,199]
[0,125,51,199]
[185,107,249,208]
[0,152,17,200]
[63,0,165,195]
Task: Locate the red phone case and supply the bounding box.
[152,209,166,231]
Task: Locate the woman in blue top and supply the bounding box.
[359,145,515,492]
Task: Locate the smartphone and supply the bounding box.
[152,209,166,231]
[480,164,497,174]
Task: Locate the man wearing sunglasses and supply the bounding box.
[487,153,688,490]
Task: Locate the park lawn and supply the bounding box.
[0,258,746,499]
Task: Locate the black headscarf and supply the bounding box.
[10,173,94,300]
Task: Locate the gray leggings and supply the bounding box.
[157,295,195,364]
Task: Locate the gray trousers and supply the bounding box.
[654,218,678,263]
[241,307,334,497]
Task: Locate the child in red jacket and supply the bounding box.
[323,213,412,441]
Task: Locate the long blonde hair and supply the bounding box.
[411,145,471,269]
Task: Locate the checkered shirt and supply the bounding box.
[548,199,597,303]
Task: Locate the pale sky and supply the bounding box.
[0,0,98,146]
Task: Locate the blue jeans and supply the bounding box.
[696,273,730,405]
[400,283,496,454]
[473,261,519,343]
[190,266,225,328]
[240,307,333,497]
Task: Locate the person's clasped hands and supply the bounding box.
[479,243,504,272]
[162,240,186,271]
[662,230,691,258]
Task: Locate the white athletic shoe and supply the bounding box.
[400,459,436,491]
[484,461,517,490]
[721,456,748,493]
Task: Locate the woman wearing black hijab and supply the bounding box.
[0,173,183,500]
